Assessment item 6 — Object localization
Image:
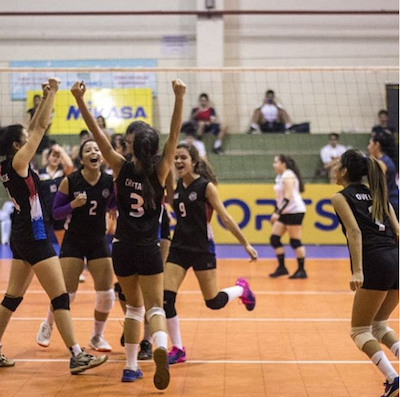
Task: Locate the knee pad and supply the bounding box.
[351,326,376,350]
[270,235,282,248]
[205,292,229,310]
[126,304,145,323]
[290,239,302,249]
[68,292,76,304]
[114,282,126,301]
[95,289,115,313]
[51,293,70,311]
[164,290,177,319]
[372,321,395,343]
[146,306,166,323]
[1,294,23,312]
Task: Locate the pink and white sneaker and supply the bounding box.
[168,346,186,365]
[235,278,256,311]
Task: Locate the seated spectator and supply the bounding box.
[180,128,207,160]
[372,109,396,136]
[248,90,291,134]
[182,93,227,154]
[320,133,347,183]
[26,94,41,123]
[111,133,125,156]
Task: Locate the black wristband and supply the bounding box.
[275,198,290,215]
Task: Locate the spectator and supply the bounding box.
[96,116,114,140]
[320,133,347,183]
[248,90,291,134]
[180,128,207,160]
[71,129,93,170]
[372,110,396,136]
[26,94,41,123]
[185,93,227,155]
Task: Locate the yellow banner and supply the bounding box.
[169,184,346,245]
[27,88,152,135]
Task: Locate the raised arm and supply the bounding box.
[13,78,59,177]
[156,79,186,185]
[52,144,74,176]
[206,182,258,261]
[70,81,125,177]
[331,193,363,291]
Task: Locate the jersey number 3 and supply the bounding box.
[130,193,145,218]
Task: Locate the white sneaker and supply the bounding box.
[79,273,86,283]
[88,335,112,352]
[36,321,53,347]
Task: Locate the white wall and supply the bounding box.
[0,1,398,133]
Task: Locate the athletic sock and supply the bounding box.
[152,330,168,350]
[297,257,305,271]
[221,286,243,302]
[277,253,285,268]
[70,344,82,357]
[167,316,183,349]
[390,341,400,358]
[371,351,398,383]
[45,309,55,327]
[125,343,139,370]
[214,139,222,149]
[93,320,106,337]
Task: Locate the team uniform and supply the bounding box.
[159,203,171,241]
[38,166,66,232]
[112,161,164,277]
[274,169,306,225]
[167,176,216,271]
[0,159,56,265]
[59,170,113,260]
[337,183,399,291]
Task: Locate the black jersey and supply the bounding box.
[0,158,49,242]
[38,166,64,224]
[171,176,215,254]
[115,160,164,245]
[337,184,397,254]
[65,169,114,239]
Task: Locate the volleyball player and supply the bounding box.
[367,131,399,217]
[0,78,107,373]
[269,155,307,279]
[331,149,399,397]
[164,143,258,364]
[36,139,115,352]
[38,143,73,245]
[71,78,185,390]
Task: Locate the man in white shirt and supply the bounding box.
[320,133,347,183]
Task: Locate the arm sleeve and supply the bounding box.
[52,191,73,220]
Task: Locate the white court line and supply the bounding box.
[12,359,399,365]
[10,317,399,322]
[0,290,354,295]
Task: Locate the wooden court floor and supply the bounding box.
[0,257,398,397]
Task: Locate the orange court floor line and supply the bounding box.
[0,258,398,397]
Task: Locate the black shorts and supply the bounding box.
[204,123,220,136]
[360,248,399,291]
[60,234,111,260]
[10,239,56,266]
[160,210,171,241]
[112,240,163,277]
[279,213,305,225]
[167,247,217,271]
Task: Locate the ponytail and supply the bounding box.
[366,157,389,223]
[133,128,159,210]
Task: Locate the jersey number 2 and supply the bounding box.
[129,193,145,218]
[89,200,97,216]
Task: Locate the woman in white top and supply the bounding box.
[269,155,307,279]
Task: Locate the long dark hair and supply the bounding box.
[0,124,24,157]
[277,154,305,192]
[371,131,399,171]
[133,128,159,209]
[340,149,389,222]
[176,143,217,185]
